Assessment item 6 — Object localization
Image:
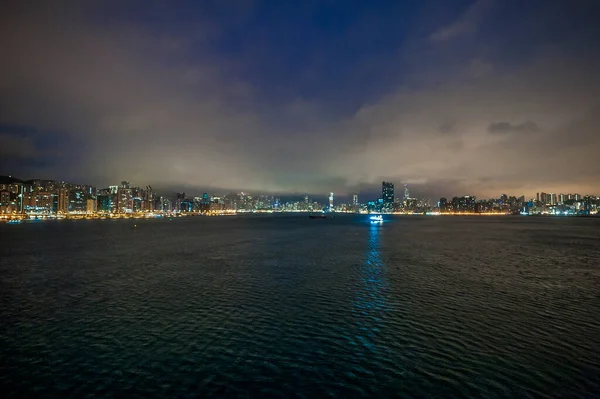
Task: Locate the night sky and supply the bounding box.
[1,0,599,198]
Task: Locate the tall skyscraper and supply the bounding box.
[86,199,97,213]
[353,194,358,206]
[439,197,448,212]
[329,192,334,210]
[404,184,410,200]
[97,194,111,212]
[69,190,87,213]
[143,185,154,212]
[117,187,133,213]
[0,191,10,214]
[57,188,68,213]
[382,182,394,208]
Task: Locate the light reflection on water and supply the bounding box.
[352,223,388,354]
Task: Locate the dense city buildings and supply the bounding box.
[382,182,394,211]
[1,174,599,220]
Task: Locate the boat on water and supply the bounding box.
[309,214,327,219]
[7,219,22,224]
[369,214,383,223]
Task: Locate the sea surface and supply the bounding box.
[1,215,599,398]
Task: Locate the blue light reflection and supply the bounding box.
[352,222,388,354]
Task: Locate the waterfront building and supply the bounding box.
[145,186,154,212]
[439,197,448,212]
[97,194,111,212]
[69,190,87,213]
[86,199,97,213]
[57,189,68,213]
[0,190,11,214]
[133,197,143,212]
[452,196,476,212]
[117,187,133,213]
[366,200,377,213]
[34,192,54,214]
[382,181,394,210]
[181,199,194,212]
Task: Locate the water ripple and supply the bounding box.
[1,216,599,398]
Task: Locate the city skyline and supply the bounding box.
[1,1,600,197]
[2,174,599,219]
[3,173,600,205]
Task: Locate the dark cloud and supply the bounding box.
[487,121,540,134]
[0,134,38,159]
[429,0,494,42]
[438,120,457,135]
[0,1,599,198]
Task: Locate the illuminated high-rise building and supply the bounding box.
[174,192,186,212]
[21,185,35,212]
[382,182,394,208]
[69,190,87,213]
[0,191,10,214]
[439,197,448,212]
[57,189,68,213]
[143,185,154,212]
[34,192,54,214]
[329,192,334,210]
[97,194,111,212]
[117,187,133,213]
[86,199,97,213]
[452,196,476,212]
[404,184,410,200]
[162,197,172,212]
[353,194,358,206]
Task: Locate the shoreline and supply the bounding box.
[2,211,598,224]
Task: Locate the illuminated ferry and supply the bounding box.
[369,214,383,223]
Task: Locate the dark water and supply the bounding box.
[1,215,599,398]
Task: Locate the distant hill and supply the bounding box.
[0,176,24,185]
